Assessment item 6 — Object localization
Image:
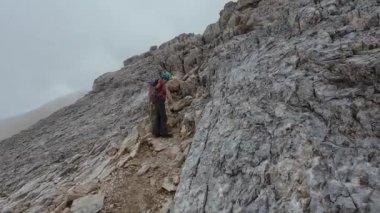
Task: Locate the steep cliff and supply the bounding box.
[1,0,379,212]
[173,0,380,212]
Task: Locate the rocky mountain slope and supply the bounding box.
[0,91,87,141]
[1,0,379,212]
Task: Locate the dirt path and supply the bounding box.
[102,131,191,213]
[100,75,199,212]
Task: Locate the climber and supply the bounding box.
[149,68,173,137]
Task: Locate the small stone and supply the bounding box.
[149,139,167,152]
[173,175,180,185]
[106,143,119,156]
[117,156,131,168]
[162,177,177,192]
[137,164,151,176]
[150,178,156,187]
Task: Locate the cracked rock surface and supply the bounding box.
[173,0,380,212]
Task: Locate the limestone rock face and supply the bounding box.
[0,0,379,212]
[172,0,380,212]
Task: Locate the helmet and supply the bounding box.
[162,71,171,81]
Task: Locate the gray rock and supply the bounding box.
[150,45,158,51]
[149,139,168,152]
[172,0,380,212]
[70,193,104,213]
[162,177,177,192]
[137,164,151,176]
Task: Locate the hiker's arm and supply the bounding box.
[155,80,162,89]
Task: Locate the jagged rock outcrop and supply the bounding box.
[172,0,380,212]
[0,0,379,212]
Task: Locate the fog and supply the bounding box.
[0,0,229,119]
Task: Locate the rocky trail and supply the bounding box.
[45,76,200,213]
[100,81,199,212]
[103,135,191,213]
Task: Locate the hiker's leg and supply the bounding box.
[152,104,160,137]
[161,103,169,134]
[158,101,166,136]
[157,101,169,136]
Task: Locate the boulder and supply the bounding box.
[149,139,168,152]
[167,78,181,93]
[171,96,193,113]
[167,114,181,129]
[162,177,177,192]
[180,111,196,138]
[180,75,198,97]
[70,193,104,213]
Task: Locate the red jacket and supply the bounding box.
[156,79,166,100]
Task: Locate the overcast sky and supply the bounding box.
[0,0,229,119]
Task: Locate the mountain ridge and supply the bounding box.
[0,91,87,141]
[1,0,379,212]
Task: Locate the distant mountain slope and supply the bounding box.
[0,91,87,141]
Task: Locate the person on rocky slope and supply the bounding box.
[149,67,173,137]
